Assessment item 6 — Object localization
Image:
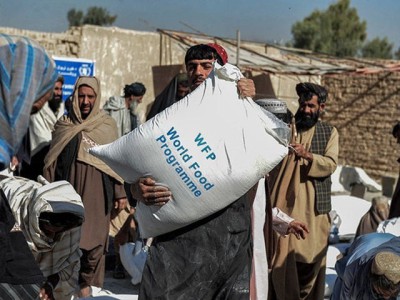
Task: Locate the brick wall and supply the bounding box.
[323,72,400,181]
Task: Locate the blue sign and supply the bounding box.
[53,56,96,101]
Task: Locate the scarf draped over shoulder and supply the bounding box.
[44,76,123,183]
[0,34,57,170]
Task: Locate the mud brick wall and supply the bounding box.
[1,26,81,57]
[322,72,400,181]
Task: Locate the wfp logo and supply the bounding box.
[79,65,92,76]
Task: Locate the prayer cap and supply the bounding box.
[371,251,400,284]
[207,43,228,65]
[255,99,288,114]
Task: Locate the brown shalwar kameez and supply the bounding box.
[270,124,339,300]
[71,161,125,287]
[44,77,125,289]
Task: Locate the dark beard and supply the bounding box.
[48,97,62,113]
[295,110,319,130]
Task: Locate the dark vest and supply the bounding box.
[309,121,334,215]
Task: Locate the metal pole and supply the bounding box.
[236,30,240,68]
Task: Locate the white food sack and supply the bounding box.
[90,63,289,238]
[377,217,400,236]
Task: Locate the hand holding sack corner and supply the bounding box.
[90,63,290,238]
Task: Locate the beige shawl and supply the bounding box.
[44,76,122,183]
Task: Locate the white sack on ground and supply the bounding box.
[90,63,289,238]
[331,195,371,237]
[331,165,382,194]
[377,217,400,236]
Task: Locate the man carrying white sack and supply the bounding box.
[131,44,307,299]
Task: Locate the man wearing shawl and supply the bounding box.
[0,176,84,300]
[103,82,147,137]
[0,33,57,172]
[269,82,339,300]
[0,33,57,300]
[43,76,127,297]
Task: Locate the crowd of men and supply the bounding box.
[1,33,400,300]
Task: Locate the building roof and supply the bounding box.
[158,29,400,76]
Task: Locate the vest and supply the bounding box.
[309,121,334,215]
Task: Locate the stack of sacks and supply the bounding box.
[90,63,289,238]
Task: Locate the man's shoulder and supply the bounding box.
[103,96,125,110]
[317,120,334,130]
[98,111,116,122]
[316,121,338,136]
[84,112,119,141]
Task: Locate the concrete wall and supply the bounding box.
[78,26,160,111]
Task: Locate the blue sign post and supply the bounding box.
[53,56,96,101]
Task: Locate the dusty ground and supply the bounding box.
[102,269,139,296]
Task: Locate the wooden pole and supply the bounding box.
[236,30,240,68]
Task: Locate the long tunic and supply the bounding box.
[43,76,125,290]
[47,134,126,288]
[139,195,252,300]
[271,125,339,300]
[69,162,125,286]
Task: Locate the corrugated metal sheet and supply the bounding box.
[158,29,399,76]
